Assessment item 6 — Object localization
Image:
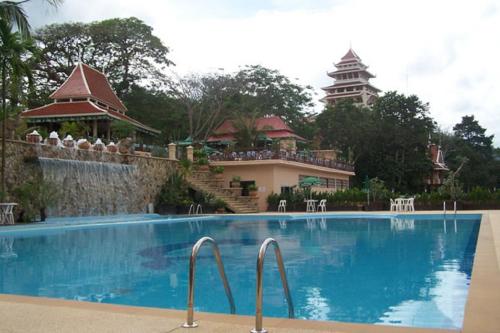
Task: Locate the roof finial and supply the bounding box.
[349,40,352,49]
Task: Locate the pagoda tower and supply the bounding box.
[322,48,380,107]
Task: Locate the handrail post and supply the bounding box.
[251,238,294,333]
[183,237,236,328]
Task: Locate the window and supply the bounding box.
[281,186,292,194]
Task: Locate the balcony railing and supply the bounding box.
[209,150,355,172]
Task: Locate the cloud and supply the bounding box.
[25,0,500,145]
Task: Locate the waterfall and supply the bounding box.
[38,157,141,217]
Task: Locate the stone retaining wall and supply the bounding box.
[2,140,177,217]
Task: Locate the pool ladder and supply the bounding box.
[188,204,203,215]
[182,237,294,333]
[182,237,235,328]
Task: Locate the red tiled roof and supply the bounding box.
[209,116,305,142]
[214,116,292,135]
[22,101,106,117]
[22,101,159,134]
[50,63,127,112]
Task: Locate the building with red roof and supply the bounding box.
[208,115,305,151]
[322,48,380,107]
[22,63,159,139]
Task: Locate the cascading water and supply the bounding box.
[38,157,140,216]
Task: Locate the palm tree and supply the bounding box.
[0,19,36,196]
[0,0,62,38]
[0,0,61,198]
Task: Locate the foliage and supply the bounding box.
[316,99,368,162]
[0,18,38,195]
[123,85,188,144]
[167,72,238,141]
[13,178,59,222]
[248,184,258,191]
[369,177,390,202]
[438,172,464,201]
[213,198,226,209]
[445,115,497,190]
[231,175,241,182]
[195,157,208,166]
[178,158,192,178]
[0,0,62,39]
[32,17,173,105]
[267,188,367,211]
[156,172,190,207]
[316,92,435,192]
[110,120,135,140]
[210,166,224,174]
[231,65,316,140]
[59,121,89,138]
[233,113,260,149]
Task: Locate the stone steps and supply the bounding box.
[186,175,259,214]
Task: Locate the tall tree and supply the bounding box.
[123,85,188,144]
[231,65,315,139]
[167,72,238,141]
[315,99,370,163]
[0,19,37,195]
[450,115,495,189]
[32,17,173,104]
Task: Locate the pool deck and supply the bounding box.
[0,210,499,333]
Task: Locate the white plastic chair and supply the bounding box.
[306,200,316,212]
[4,205,14,224]
[406,198,415,212]
[317,199,327,212]
[278,200,286,213]
[390,199,398,212]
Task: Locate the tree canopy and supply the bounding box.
[32,17,173,105]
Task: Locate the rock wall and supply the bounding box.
[3,140,177,217]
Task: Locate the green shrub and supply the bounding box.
[13,179,60,222]
[466,187,493,201]
[211,166,224,174]
[156,172,190,207]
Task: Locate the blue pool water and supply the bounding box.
[0,214,481,329]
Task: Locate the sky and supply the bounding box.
[26,0,500,146]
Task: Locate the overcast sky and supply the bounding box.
[26,0,500,146]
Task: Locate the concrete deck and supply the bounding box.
[0,211,498,333]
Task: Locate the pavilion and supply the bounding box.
[22,63,159,140]
[207,115,306,152]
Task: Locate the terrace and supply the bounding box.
[209,149,355,172]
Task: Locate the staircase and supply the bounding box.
[186,171,259,214]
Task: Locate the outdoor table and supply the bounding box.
[0,203,17,225]
[305,199,318,212]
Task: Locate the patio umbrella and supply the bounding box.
[202,145,219,155]
[299,176,321,199]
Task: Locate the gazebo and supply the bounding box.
[22,63,159,140]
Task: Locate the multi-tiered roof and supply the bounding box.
[22,63,159,135]
[322,49,380,107]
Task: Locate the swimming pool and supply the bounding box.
[0,214,481,329]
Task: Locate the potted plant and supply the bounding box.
[211,166,224,181]
[214,198,226,214]
[248,184,258,197]
[196,157,209,171]
[230,176,241,188]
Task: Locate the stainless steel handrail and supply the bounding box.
[183,237,236,328]
[251,238,294,333]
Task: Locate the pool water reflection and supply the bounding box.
[0,215,480,329]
